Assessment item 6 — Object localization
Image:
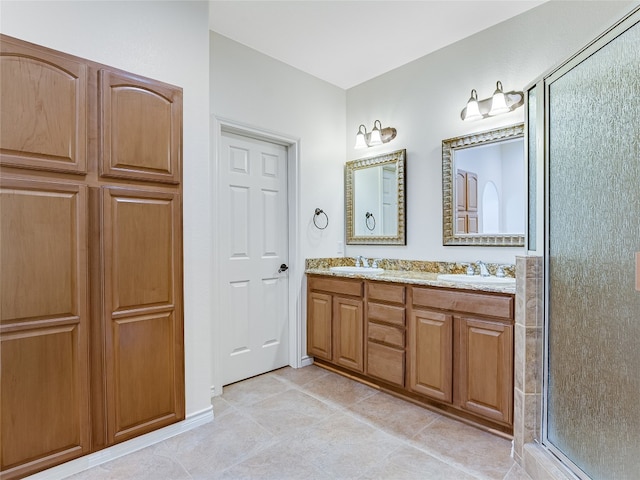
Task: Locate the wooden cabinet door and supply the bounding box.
[457,316,513,424]
[99,69,182,184]
[307,292,332,361]
[0,35,87,174]
[101,186,184,444]
[408,309,453,402]
[333,296,363,372]
[0,178,90,478]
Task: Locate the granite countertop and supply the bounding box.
[305,267,516,295]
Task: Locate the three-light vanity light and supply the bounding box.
[354,119,397,149]
[461,81,524,121]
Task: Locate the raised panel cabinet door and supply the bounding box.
[307,291,332,361]
[333,296,364,372]
[457,316,513,424]
[0,35,87,174]
[101,186,184,444]
[0,178,90,478]
[408,309,453,403]
[99,69,182,184]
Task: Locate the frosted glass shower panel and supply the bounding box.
[546,17,640,480]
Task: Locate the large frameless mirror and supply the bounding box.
[345,149,406,245]
[442,123,525,246]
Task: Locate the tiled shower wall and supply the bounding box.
[514,255,574,480]
[513,255,544,463]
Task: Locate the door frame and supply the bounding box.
[211,116,305,397]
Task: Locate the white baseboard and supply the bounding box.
[25,406,214,480]
[300,355,313,367]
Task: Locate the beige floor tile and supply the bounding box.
[212,395,235,418]
[155,410,276,476]
[411,416,515,479]
[66,445,190,480]
[359,444,477,480]
[213,439,332,480]
[271,364,330,387]
[241,388,337,436]
[347,390,441,440]
[61,365,519,480]
[221,372,290,407]
[503,461,534,480]
[301,369,378,406]
[286,411,404,479]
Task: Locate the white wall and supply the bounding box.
[346,0,637,264]
[1,0,213,416]
[210,33,347,260]
[209,32,346,384]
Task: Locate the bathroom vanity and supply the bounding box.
[306,264,515,435]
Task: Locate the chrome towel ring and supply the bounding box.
[365,212,376,231]
[313,208,329,230]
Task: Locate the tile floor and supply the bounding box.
[67,365,532,479]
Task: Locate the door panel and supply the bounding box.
[0,37,87,174]
[101,187,184,443]
[100,69,182,184]
[457,317,512,423]
[0,178,90,476]
[307,292,332,360]
[220,132,289,385]
[333,297,363,372]
[408,309,452,402]
[112,312,177,437]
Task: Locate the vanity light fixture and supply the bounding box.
[354,119,397,149]
[461,81,524,121]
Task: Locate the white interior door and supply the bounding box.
[219,131,289,386]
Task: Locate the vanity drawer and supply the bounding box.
[367,282,405,304]
[367,341,404,387]
[367,302,405,326]
[411,286,513,320]
[309,276,363,297]
[368,322,404,347]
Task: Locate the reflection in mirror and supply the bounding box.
[442,124,525,246]
[346,149,406,245]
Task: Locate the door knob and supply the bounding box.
[278,264,289,273]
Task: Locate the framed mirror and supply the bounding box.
[345,149,406,245]
[442,123,525,246]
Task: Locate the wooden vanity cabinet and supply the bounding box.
[307,276,364,373]
[0,35,184,479]
[409,286,514,426]
[307,274,515,432]
[365,282,406,387]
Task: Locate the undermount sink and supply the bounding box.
[437,274,515,285]
[330,266,384,275]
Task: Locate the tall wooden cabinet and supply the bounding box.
[0,35,184,479]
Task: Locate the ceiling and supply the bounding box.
[209,1,546,90]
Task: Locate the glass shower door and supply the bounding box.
[544,10,640,480]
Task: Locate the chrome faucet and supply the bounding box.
[355,256,369,268]
[476,260,490,277]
